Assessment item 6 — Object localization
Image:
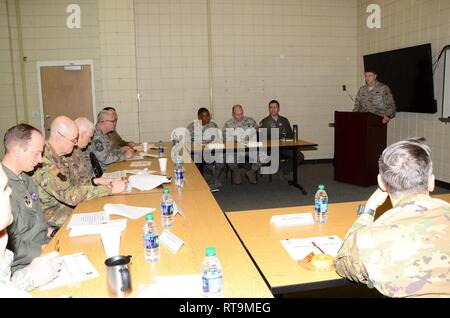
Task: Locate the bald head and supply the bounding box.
[49,116,78,156]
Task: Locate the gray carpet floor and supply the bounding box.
[211,162,450,212]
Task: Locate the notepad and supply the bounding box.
[130,161,152,167]
[40,253,99,290]
[280,235,343,261]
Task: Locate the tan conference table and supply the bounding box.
[226,193,450,295]
[191,139,318,194]
[32,158,272,298]
[109,142,210,194]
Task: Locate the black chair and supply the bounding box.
[90,152,103,178]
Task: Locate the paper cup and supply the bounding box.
[142,142,149,152]
[158,158,168,174]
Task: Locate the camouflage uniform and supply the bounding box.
[0,249,34,293]
[353,81,396,118]
[187,120,220,143]
[66,147,95,180]
[335,193,450,297]
[32,141,111,227]
[107,130,128,149]
[223,116,262,171]
[2,164,48,274]
[87,126,125,171]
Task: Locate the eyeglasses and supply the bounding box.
[58,131,78,145]
[102,119,118,123]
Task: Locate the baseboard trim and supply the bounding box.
[436,180,450,190]
[303,158,334,165]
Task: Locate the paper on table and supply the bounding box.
[159,230,184,254]
[130,161,152,167]
[100,228,122,258]
[207,143,225,150]
[104,203,155,219]
[68,212,109,228]
[280,235,343,261]
[40,253,99,290]
[247,141,263,148]
[68,219,127,237]
[101,171,127,179]
[134,144,156,152]
[128,155,144,160]
[270,213,314,227]
[137,275,203,298]
[124,169,157,175]
[140,152,159,158]
[128,174,171,191]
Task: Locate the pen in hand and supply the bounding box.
[55,239,60,253]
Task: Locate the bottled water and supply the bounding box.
[174,159,185,189]
[160,188,174,227]
[158,140,164,157]
[201,247,223,297]
[314,184,328,224]
[143,213,160,262]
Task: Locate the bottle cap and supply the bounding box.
[146,213,154,220]
[318,184,325,190]
[205,247,216,256]
[163,188,169,194]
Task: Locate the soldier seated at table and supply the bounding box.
[32,116,127,227]
[259,99,304,181]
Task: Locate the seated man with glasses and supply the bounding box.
[32,116,127,227]
[102,107,135,151]
[87,110,135,172]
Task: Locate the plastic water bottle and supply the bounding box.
[160,188,174,227]
[143,213,160,262]
[314,184,328,224]
[158,140,164,157]
[293,125,298,141]
[201,247,223,297]
[174,159,185,189]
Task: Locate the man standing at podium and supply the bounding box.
[353,69,396,124]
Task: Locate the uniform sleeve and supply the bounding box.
[92,138,125,166]
[33,166,112,207]
[7,196,44,271]
[353,87,363,112]
[382,86,396,118]
[335,214,374,284]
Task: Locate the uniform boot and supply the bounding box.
[246,169,258,184]
[231,168,241,185]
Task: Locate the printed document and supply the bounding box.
[280,235,343,260]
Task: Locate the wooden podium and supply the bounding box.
[334,111,387,186]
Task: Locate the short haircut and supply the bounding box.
[197,107,209,117]
[102,106,116,112]
[268,100,279,107]
[97,110,114,122]
[232,104,243,114]
[3,124,41,153]
[378,137,433,197]
[364,68,377,75]
[75,117,95,134]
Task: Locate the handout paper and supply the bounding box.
[68,212,109,228]
[100,228,122,258]
[159,230,184,254]
[101,171,127,179]
[68,219,127,237]
[280,235,343,261]
[40,253,99,290]
[103,203,155,219]
[128,155,144,160]
[128,174,171,191]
